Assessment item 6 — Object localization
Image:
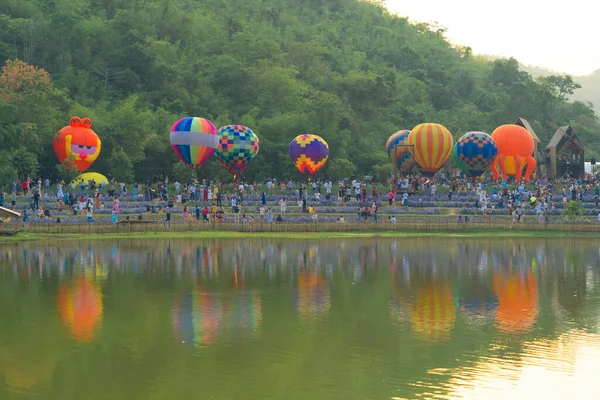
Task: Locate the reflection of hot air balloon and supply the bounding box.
[215,125,260,177]
[454,132,498,177]
[53,117,102,172]
[490,124,536,182]
[172,288,222,347]
[386,130,414,172]
[452,142,470,176]
[223,292,262,337]
[410,283,456,340]
[493,269,538,333]
[170,117,218,168]
[294,272,331,318]
[289,134,329,175]
[56,278,103,342]
[408,123,453,176]
[459,295,498,327]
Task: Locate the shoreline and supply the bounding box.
[2,224,600,243]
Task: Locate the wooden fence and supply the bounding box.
[19,219,600,235]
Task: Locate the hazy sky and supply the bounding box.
[385,0,600,76]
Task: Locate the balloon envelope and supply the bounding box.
[452,142,470,175]
[408,123,453,177]
[53,117,102,173]
[70,172,109,187]
[455,131,498,177]
[215,125,260,176]
[386,130,414,172]
[490,124,536,182]
[289,134,329,175]
[170,117,218,168]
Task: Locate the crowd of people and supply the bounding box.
[1,170,600,226]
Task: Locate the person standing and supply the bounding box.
[165,208,171,229]
[279,198,286,213]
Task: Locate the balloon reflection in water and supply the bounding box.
[56,278,103,342]
[410,283,456,341]
[493,267,538,333]
[293,272,331,319]
[459,296,498,327]
[172,287,262,347]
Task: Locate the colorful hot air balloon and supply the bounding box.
[215,125,260,176]
[53,117,102,172]
[293,272,331,319]
[386,130,415,172]
[454,131,498,177]
[289,134,329,175]
[170,117,218,168]
[452,142,470,176]
[408,123,453,176]
[490,124,536,182]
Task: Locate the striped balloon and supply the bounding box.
[410,284,456,341]
[408,123,453,177]
[170,117,218,168]
[386,130,414,172]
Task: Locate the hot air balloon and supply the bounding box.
[170,117,218,168]
[408,123,453,176]
[490,124,536,182]
[289,134,329,175]
[215,125,260,177]
[386,130,415,172]
[69,172,109,187]
[454,131,498,177]
[452,142,470,176]
[53,117,102,172]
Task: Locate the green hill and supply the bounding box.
[0,0,598,186]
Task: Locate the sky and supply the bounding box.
[385,0,600,76]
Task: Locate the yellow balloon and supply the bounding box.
[70,172,109,187]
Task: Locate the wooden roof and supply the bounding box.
[0,206,21,218]
[515,118,540,143]
[546,125,584,150]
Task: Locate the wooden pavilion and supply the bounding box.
[545,125,585,178]
[0,206,21,235]
[515,118,541,171]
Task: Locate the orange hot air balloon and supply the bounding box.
[53,117,102,172]
[490,124,536,182]
[56,278,103,342]
[410,283,456,341]
[493,268,538,333]
[408,123,453,176]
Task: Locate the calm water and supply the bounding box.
[1,238,600,400]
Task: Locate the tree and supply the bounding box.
[172,162,197,183]
[326,158,356,180]
[538,75,582,100]
[562,200,584,222]
[107,147,134,182]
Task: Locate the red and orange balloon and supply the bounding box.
[490,124,536,182]
[53,117,102,172]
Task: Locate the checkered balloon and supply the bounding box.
[215,125,260,176]
[455,131,498,177]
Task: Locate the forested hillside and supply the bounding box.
[0,0,598,185]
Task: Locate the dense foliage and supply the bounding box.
[0,0,598,186]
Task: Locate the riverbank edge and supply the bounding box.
[1,229,597,243]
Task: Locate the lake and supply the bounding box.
[0,237,599,400]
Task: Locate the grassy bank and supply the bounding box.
[1,225,599,243]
